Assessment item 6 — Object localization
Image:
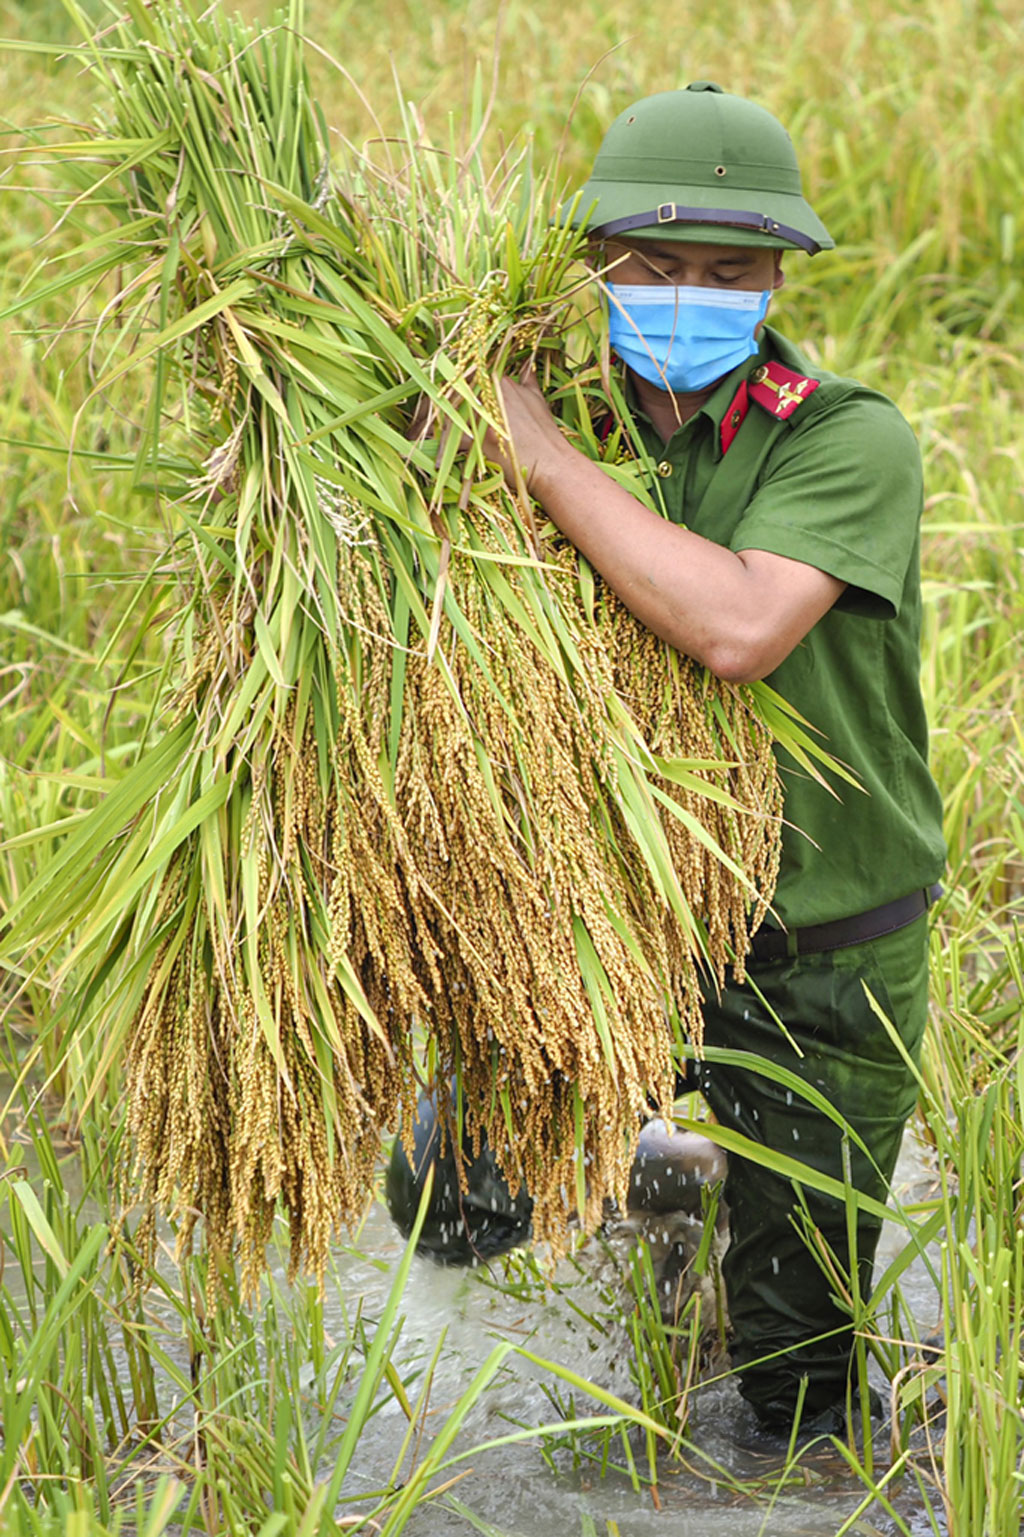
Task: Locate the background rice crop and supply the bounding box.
[1,0,1022,1533]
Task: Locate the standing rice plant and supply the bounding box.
[0,0,848,1295]
[0,1104,174,1533]
[918,987,1024,1537]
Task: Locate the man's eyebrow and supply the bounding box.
[612,242,678,263]
[635,246,758,266]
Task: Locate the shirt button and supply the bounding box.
[750,364,769,383]
[656,460,673,478]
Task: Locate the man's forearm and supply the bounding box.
[527,442,829,682]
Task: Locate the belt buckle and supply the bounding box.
[656,202,678,224]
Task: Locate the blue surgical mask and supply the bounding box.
[606,282,770,393]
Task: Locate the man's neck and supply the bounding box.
[629,371,719,444]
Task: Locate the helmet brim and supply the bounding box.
[569,181,834,254]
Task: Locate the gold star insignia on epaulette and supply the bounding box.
[748,363,820,422]
[773,377,813,415]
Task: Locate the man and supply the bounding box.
[388,82,946,1434]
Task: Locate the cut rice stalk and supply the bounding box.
[1,0,796,1291]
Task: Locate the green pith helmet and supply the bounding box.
[571,82,834,254]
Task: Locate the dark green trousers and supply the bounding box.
[694,914,930,1425]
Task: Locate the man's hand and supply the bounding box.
[483,370,572,493]
[408,372,562,486]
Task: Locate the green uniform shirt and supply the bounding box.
[629,326,946,930]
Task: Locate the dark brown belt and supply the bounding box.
[749,884,943,965]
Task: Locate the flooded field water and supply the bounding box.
[313,1128,944,1536]
[2,1113,943,1535]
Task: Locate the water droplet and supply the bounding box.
[771,1255,780,1274]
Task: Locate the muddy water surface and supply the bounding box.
[3,1106,943,1535]
[318,1129,944,1536]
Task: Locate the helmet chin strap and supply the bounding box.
[590,203,821,255]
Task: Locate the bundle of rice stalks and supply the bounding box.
[2,0,832,1291]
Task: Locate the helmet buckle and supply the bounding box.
[656,202,678,225]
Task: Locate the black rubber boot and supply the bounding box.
[616,1118,730,1323]
[385,1093,533,1265]
[626,1119,728,1223]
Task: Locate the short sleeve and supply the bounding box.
[729,390,924,620]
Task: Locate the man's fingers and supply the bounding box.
[440,418,474,457]
[407,391,477,456]
[406,392,434,442]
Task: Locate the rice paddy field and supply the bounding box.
[0,0,1022,1533]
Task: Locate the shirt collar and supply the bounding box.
[625,329,775,461]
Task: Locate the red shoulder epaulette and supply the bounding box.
[720,361,820,455]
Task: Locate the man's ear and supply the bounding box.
[772,254,786,292]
